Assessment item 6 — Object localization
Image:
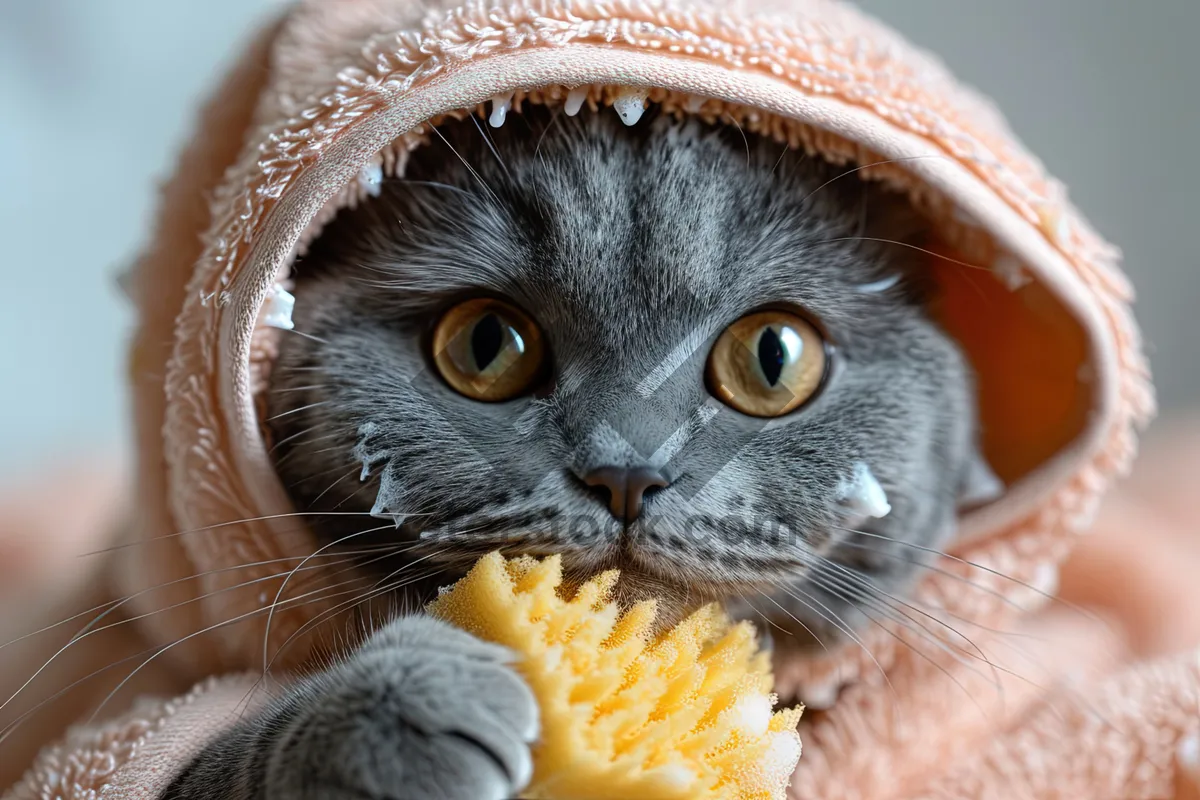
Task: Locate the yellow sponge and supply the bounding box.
[427,552,803,800]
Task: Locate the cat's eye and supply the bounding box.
[706,309,828,417]
[432,298,546,401]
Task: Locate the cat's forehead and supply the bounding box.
[347,109,906,348]
[483,114,872,325]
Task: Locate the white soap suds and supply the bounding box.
[731,695,773,737]
[564,87,588,116]
[353,422,385,481]
[489,92,514,128]
[613,88,649,126]
[261,283,296,331]
[837,462,891,519]
[856,273,901,294]
[358,162,383,197]
[761,730,803,780]
[368,460,405,528]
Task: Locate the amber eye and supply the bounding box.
[706,309,828,417]
[432,298,546,401]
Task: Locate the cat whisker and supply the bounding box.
[0,646,162,746]
[0,568,382,745]
[834,547,1055,647]
[78,571,381,730]
[283,453,367,484]
[267,400,331,422]
[241,562,450,727]
[83,511,391,556]
[745,595,807,667]
[392,179,473,198]
[333,478,382,510]
[813,552,1117,726]
[306,464,367,508]
[3,541,413,654]
[723,112,751,167]
[797,155,947,209]
[265,557,447,675]
[366,550,446,592]
[428,124,501,205]
[0,551,381,716]
[801,553,1012,699]
[286,444,361,471]
[284,328,330,345]
[808,540,1067,702]
[275,568,442,677]
[800,569,997,719]
[5,546,395,653]
[269,384,331,395]
[810,550,999,661]
[831,525,1099,623]
[263,545,444,666]
[808,541,1062,696]
[260,522,417,672]
[751,589,832,658]
[817,236,992,272]
[470,113,510,177]
[832,537,1032,616]
[768,141,793,178]
[766,576,897,702]
[532,104,563,162]
[29,551,393,657]
[271,431,345,463]
[269,425,335,453]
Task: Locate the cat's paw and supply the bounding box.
[269,615,539,800]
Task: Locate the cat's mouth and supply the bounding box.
[404,505,887,614]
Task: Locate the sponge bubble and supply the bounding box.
[261,283,295,331]
[613,87,649,125]
[762,730,803,780]
[732,695,773,737]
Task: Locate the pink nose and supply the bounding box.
[582,466,670,522]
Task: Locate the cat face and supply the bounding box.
[268,106,979,644]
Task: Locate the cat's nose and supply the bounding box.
[582,466,670,522]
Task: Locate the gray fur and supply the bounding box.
[164,616,538,800]
[168,105,979,798]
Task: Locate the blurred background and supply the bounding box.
[0,0,1196,475]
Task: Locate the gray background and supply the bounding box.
[0,1,1196,476]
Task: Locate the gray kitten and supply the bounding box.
[166,106,981,799]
